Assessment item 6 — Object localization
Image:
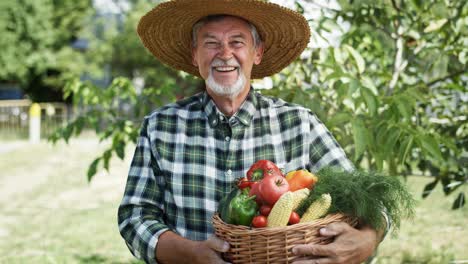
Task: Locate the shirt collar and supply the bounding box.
[202,88,258,128]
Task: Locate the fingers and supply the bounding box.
[206,235,230,253]
[319,221,351,237]
[292,244,334,257]
[292,257,333,264]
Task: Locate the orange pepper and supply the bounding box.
[285,169,318,192]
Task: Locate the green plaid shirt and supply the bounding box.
[118,89,354,263]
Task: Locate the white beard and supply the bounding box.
[205,58,246,99]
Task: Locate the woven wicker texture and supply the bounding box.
[212,213,357,264]
[137,0,310,79]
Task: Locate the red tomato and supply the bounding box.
[288,211,300,225]
[251,215,267,228]
[258,175,289,206]
[249,181,264,205]
[259,205,272,216]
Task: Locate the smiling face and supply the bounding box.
[192,16,263,98]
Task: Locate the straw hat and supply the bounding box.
[137,0,310,79]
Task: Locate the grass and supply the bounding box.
[0,136,467,263]
[377,175,468,263]
[0,136,142,264]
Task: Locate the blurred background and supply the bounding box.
[0,0,466,263]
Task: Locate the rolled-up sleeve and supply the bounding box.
[118,117,169,264]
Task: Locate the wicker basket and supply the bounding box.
[212,213,357,264]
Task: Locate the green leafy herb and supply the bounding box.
[296,168,415,232]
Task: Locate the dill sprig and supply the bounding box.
[296,168,415,232]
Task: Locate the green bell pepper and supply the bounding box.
[218,188,258,226]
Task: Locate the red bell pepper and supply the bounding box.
[246,160,283,181]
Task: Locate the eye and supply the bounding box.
[231,40,245,47]
[204,41,219,48]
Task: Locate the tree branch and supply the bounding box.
[387,1,405,95]
[391,0,401,12]
[426,68,467,88]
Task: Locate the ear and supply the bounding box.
[192,47,198,67]
[253,42,264,65]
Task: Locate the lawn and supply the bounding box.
[0,136,466,263]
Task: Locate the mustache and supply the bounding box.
[211,58,240,68]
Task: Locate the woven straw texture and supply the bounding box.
[213,213,357,264]
[137,0,310,79]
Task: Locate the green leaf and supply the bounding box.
[445,180,464,194]
[458,51,467,65]
[452,192,465,210]
[63,125,73,143]
[344,44,366,74]
[115,141,125,160]
[418,135,443,161]
[87,158,100,182]
[422,179,438,198]
[103,150,112,171]
[382,127,401,157]
[333,47,346,65]
[352,118,368,161]
[327,112,352,127]
[361,76,379,95]
[423,18,448,33]
[398,135,414,164]
[324,71,345,83]
[74,116,85,135]
[395,96,413,120]
[348,79,359,98]
[294,1,305,14]
[361,87,378,116]
[441,175,451,195]
[374,153,384,171]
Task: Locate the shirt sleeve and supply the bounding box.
[118,117,169,264]
[307,113,354,172]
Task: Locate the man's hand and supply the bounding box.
[156,231,230,264]
[291,222,380,264]
[191,236,231,264]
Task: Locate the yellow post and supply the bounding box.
[29,103,41,143]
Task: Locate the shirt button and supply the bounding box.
[212,119,217,125]
[226,170,232,176]
[225,136,230,141]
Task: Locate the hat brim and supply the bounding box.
[137,0,310,79]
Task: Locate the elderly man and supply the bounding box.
[118,1,388,263]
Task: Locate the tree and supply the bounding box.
[51,0,467,208]
[95,0,203,98]
[262,0,467,208]
[50,0,200,179]
[0,0,93,101]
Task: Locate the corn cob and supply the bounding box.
[299,193,332,223]
[267,191,294,227]
[292,188,310,211]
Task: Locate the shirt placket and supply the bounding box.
[225,116,244,178]
[220,116,235,179]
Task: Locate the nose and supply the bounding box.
[218,43,233,60]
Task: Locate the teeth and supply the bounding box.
[214,66,236,72]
